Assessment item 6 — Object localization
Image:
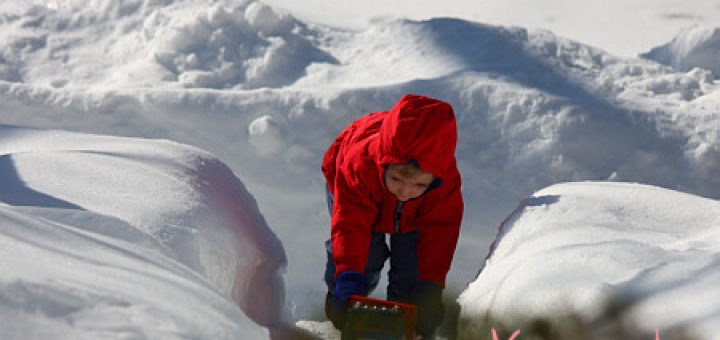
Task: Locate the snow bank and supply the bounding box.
[150,1,332,89]
[642,25,720,76]
[0,0,332,89]
[0,125,286,338]
[2,1,720,321]
[261,0,720,58]
[458,181,720,339]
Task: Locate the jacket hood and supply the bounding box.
[376,94,458,180]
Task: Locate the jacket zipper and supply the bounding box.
[394,201,405,233]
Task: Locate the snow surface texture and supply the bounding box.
[643,25,720,76]
[458,182,720,339]
[261,0,720,58]
[0,0,331,90]
[0,125,286,339]
[1,0,720,331]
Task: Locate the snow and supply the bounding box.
[261,0,720,58]
[0,0,719,338]
[642,25,720,76]
[458,182,720,338]
[0,125,285,339]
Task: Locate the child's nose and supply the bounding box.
[397,186,411,200]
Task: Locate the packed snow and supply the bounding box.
[458,182,720,339]
[261,0,720,58]
[642,25,720,76]
[0,0,719,338]
[0,125,285,339]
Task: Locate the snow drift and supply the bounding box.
[0,0,332,90]
[1,0,720,322]
[458,181,720,339]
[0,125,286,338]
[642,25,720,76]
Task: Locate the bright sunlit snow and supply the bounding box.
[261,0,720,58]
[459,182,720,339]
[0,125,285,339]
[1,0,720,339]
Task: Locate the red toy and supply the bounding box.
[341,295,417,340]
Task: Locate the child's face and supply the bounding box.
[383,165,435,202]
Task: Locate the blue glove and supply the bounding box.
[326,271,369,329]
[335,271,370,302]
[411,281,445,337]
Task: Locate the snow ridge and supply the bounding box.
[2,0,720,324]
[0,125,286,338]
[460,182,720,339]
[642,25,720,76]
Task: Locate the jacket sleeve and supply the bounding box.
[415,176,463,287]
[330,165,379,277]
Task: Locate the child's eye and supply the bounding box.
[390,176,401,182]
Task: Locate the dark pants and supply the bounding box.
[324,189,419,302]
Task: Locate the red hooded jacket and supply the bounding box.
[321,94,463,287]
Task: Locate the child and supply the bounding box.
[321,94,464,338]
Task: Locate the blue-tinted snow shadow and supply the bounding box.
[0,154,83,209]
[395,18,692,187]
[416,18,609,101]
[523,195,560,207]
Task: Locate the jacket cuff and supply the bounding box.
[335,262,363,278]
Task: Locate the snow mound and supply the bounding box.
[151,1,331,89]
[0,125,287,338]
[0,0,333,89]
[2,4,720,320]
[642,25,720,76]
[293,18,498,88]
[295,17,717,107]
[458,181,720,339]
